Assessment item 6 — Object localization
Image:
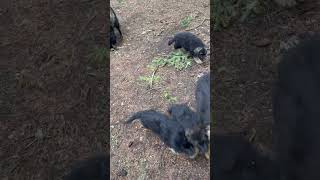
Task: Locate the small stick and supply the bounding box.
[186,18,209,31]
[149,65,160,88]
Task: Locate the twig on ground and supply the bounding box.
[149,65,160,88]
[186,18,209,31]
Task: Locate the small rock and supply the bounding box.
[117,168,128,177]
[253,38,272,47]
[128,141,134,147]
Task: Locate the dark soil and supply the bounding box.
[1,1,108,180]
[213,0,320,150]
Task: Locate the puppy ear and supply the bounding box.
[200,48,207,54]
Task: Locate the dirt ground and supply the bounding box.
[213,0,320,152]
[1,1,108,179]
[110,0,210,179]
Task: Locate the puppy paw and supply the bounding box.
[205,151,210,160]
[189,147,199,159]
[194,57,203,64]
[169,148,178,154]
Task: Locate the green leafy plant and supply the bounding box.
[166,50,193,71]
[138,50,192,89]
[163,90,177,103]
[147,57,167,71]
[180,15,193,28]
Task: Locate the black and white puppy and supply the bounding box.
[167,104,208,158]
[273,34,320,180]
[110,7,122,49]
[125,110,198,159]
[168,32,207,61]
[195,73,210,158]
[64,154,108,180]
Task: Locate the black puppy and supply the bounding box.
[168,32,207,60]
[110,7,122,48]
[125,110,197,158]
[167,104,208,158]
[212,134,277,180]
[64,154,108,180]
[273,34,320,180]
[195,73,210,158]
[195,73,210,126]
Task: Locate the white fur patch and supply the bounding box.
[169,148,178,154]
[194,57,203,64]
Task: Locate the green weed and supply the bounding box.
[163,90,177,103]
[149,50,192,71]
[181,15,193,28]
[139,75,161,88]
[166,50,193,71]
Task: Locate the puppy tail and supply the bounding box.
[125,110,168,135]
[168,37,175,46]
[125,112,142,124]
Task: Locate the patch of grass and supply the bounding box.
[180,15,193,28]
[139,75,161,87]
[138,50,192,89]
[147,57,167,71]
[163,90,177,103]
[88,47,107,67]
[166,50,193,71]
[149,50,193,71]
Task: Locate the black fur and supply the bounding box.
[167,104,199,130]
[195,73,210,126]
[125,110,197,158]
[272,34,320,180]
[110,7,122,48]
[212,134,277,180]
[64,154,108,180]
[167,104,208,155]
[168,32,207,60]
